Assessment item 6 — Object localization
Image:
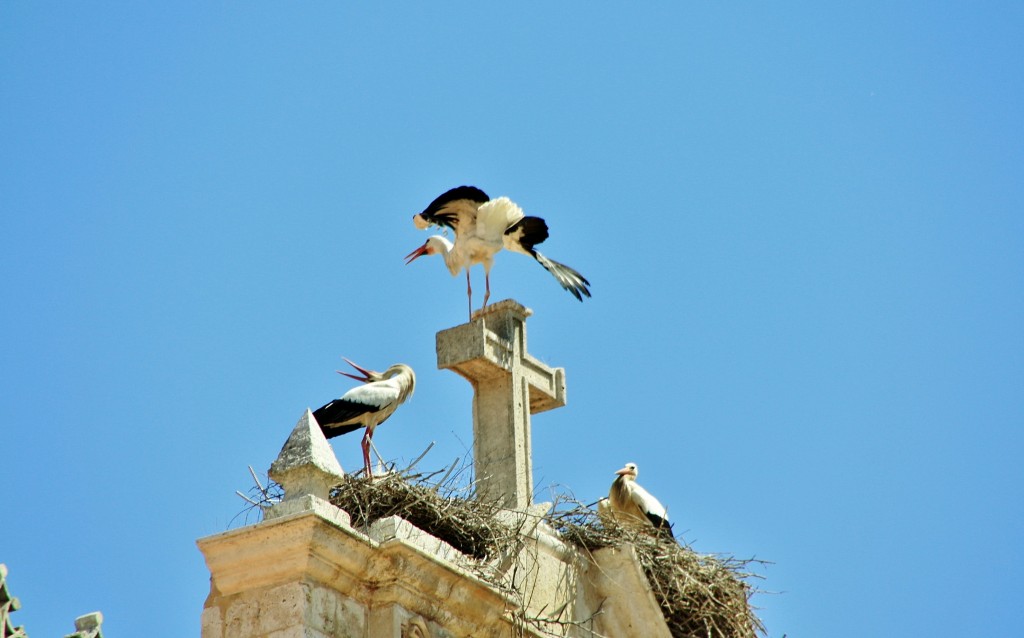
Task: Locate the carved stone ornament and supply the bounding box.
[402,616,432,638]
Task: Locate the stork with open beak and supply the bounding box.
[607,462,676,542]
[312,358,416,479]
[405,185,591,321]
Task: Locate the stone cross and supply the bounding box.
[435,299,566,510]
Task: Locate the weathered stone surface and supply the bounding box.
[437,300,566,413]
[198,509,534,638]
[367,516,467,567]
[1,564,26,638]
[269,410,345,502]
[65,612,104,638]
[263,493,351,526]
[584,544,673,638]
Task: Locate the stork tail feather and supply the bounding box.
[533,251,592,301]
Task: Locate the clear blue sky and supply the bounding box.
[3,3,1022,636]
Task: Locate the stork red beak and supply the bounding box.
[336,357,379,382]
[404,242,429,265]
[615,468,630,476]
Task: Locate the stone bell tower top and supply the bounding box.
[197,299,677,638]
[435,299,567,510]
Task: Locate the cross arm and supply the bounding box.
[435,303,566,414]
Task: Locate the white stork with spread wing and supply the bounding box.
[405,186,591,320]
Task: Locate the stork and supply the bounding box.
[607,462,676,542]
[405,186,591,320]
[312,358,416,479]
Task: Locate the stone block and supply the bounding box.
[200,606,223,638]
[308,585,365,637]
[368,516,466,566]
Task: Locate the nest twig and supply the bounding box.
[231,465,284,527]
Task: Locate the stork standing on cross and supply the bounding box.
[406,186,591,320]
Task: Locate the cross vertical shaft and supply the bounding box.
[436,299,566,510]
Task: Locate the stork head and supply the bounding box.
[615,462,639,480]
[383,363,416,402]
[404,235,454,265]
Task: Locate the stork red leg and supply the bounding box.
[466,270,473,321]
[483,271,491,310]
[361,430,373,478]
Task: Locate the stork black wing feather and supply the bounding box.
[645,512,677,543]
[312,398,372,438]
[430,211,458,229]
[505,215,549,250]
[419,185,490,228]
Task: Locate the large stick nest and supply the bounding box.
[549,503,766,638]
[329,468,512,560]
[320,465,765,638]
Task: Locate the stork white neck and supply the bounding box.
[425,235,460,276]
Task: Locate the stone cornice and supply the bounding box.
[198,505,542,637]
